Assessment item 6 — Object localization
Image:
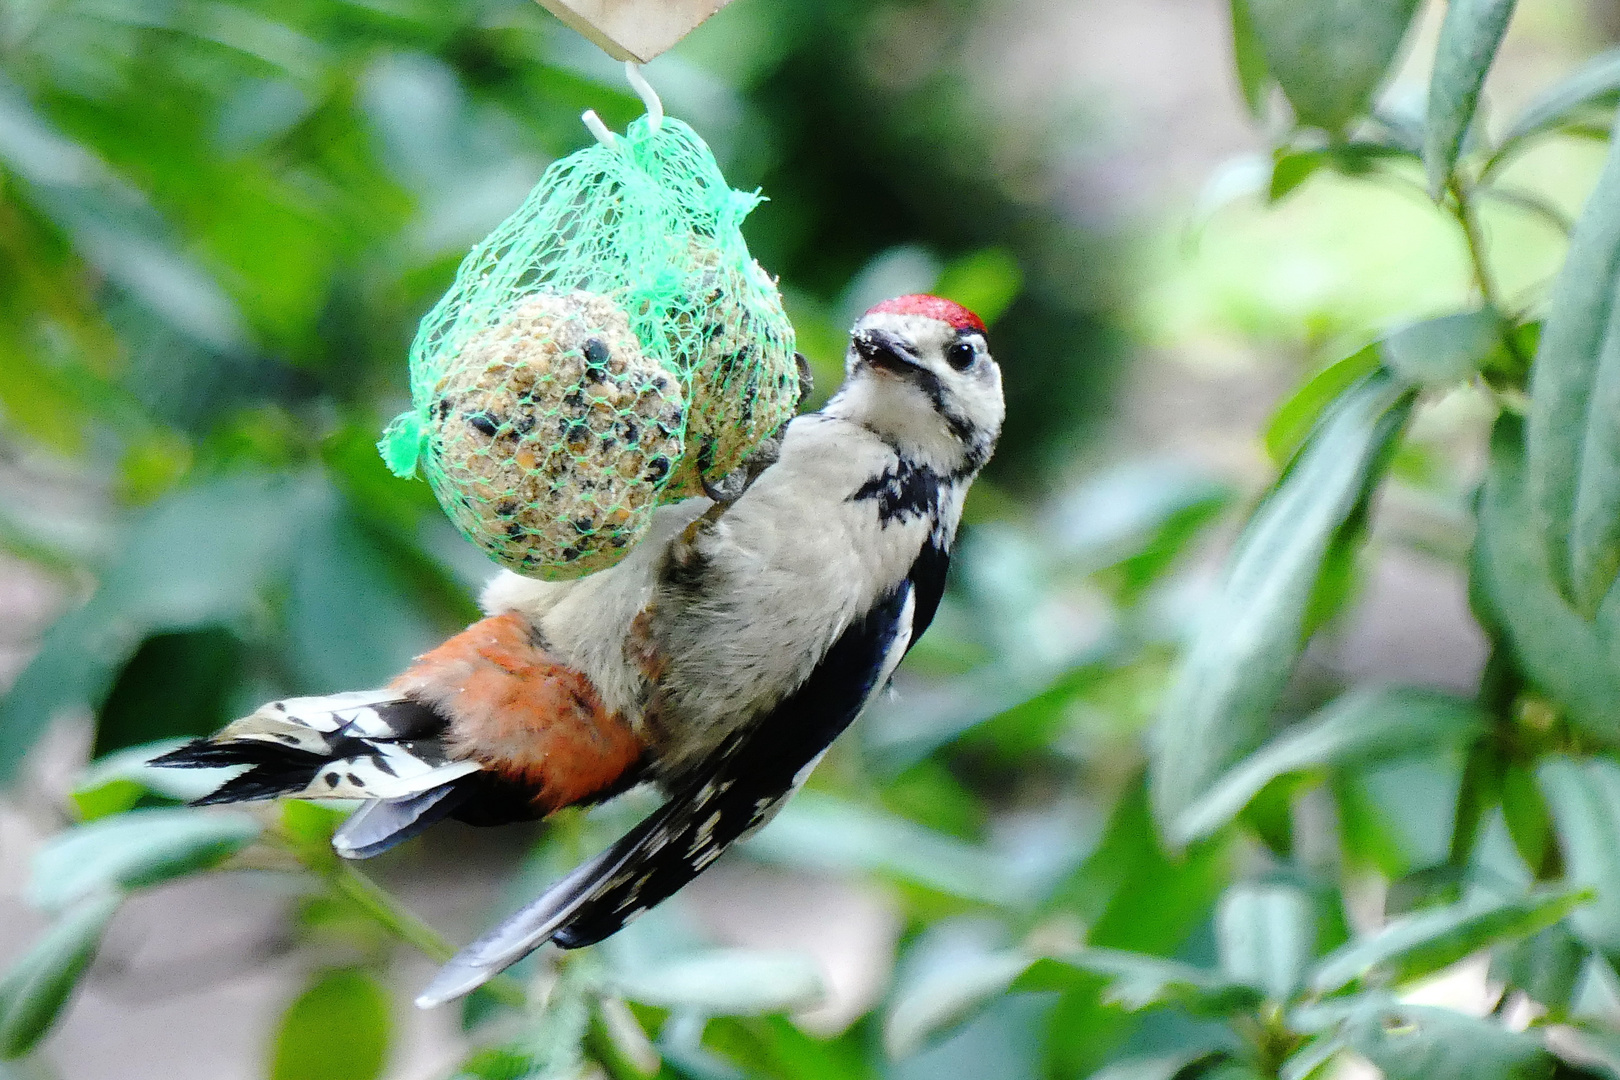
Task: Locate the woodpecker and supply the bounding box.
[155,294,1004,1007]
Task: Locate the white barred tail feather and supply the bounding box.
[151,690,488,858]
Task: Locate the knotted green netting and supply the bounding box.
[379,113,798,580]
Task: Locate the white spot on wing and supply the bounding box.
[791,749,830,789]
[686,811,723,856]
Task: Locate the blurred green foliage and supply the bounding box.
[10,0,1620,1079]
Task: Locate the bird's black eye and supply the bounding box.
[945,341,977,370]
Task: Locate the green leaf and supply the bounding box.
[453,1006,595,1080]
[1572,955,1620,1025]
[29,807,261,911]
[1479,188,1574,237]
[1270,143,1411,203]
[1538,756,1620,953]
[1340,755,1468,878]
[1489,923,1587,1019]
[1092,1052,1235,1080]
[271,969,391,1080]
[1382,309,1505,386]
[1036,780,1237,1068]
[70,739,232,809]
[0,348,121,461]
[1175,687,1485,845]
[1501,760,1556,877]
[1188,155,1272,248]
[1203,1065,1268,1080]
[1151,371,1415,836]
[1050,780,1234,952]
[1337,998,1552,1080]
[0,892,120,1059]
[452,1047,543,1080]
[0,472,301,785]
[703,1012,874,1080]
[1269,314,1500,450]
[742,791,1027,906]
[884,948,1030,1058]
[0,81,248,352]
[1270,149,1327,201]
[1037,782,1238,1077]
[1470,809,1537,900]
[1050,462,1234,596]
[934,247,1023,328]
[1527,125,1620,614]
[1499,49,1620,155]
[1016,950,1263,1016]
[1279,1037,1346,1080]
[1263,345,1381,464]
[92,627,246,758]
[589,997,660,1079]
[1545,1027,1620,1080]
[1308,888,1588,993]
[1244,0,1424,133]
[70,778,148,823]
[279,801,345,869]
[284,491,447,693]
[1230,0,1271,117]
[1473,418,1620,739]
[1424,0,1518,193]
[607,950,824,1017]
[1217,880,1316,1000]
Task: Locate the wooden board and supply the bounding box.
[535,0,738,62]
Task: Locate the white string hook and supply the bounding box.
[581,63,663,145]
[625,62,664,131]
[581,109,616,147]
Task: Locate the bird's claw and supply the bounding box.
[794,351,814,409]
[701,468,750,504]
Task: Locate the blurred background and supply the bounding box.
[0,0,1614,1076]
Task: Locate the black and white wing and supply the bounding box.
[417,545,946,1008]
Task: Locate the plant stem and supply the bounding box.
[336,867,651,1078]
[1450,178,1505,311]
[584,1014,653,1080]
[278,818,649,1073]
[330,862,453,961]
[328,861,530,1011]
[1449,177,1530,374]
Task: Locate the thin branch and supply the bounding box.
[275,823,651,1074]
[1476,186,1573,237]
[326,861,531,1011]
[1448,177,1530,374]
[1449,178,1505,310]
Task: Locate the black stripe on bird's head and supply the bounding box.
[829,295,1004,476]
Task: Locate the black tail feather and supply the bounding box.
[153,739,328,805]
[151,739,320,769]
[148,739,242,769]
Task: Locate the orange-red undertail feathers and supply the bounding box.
[390,612,644,812]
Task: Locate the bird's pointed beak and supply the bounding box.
[852,328,923,375]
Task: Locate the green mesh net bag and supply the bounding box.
[378,112,798,580]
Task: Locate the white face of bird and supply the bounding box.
[829,296,1005,476]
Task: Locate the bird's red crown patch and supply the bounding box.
[865,294,986,334]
